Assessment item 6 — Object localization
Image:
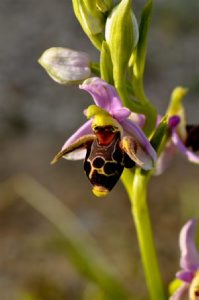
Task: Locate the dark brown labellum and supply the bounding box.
[84,130,135,195]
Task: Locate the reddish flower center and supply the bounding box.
[94,126,118,145]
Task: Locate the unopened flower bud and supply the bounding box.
[130,0,153,79]
[38,47,91,85]
[105,0,139,86]
[72,0,105,50]
[83,0,96,12]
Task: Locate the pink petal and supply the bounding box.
[154,141,177,175]
[179,219,199,272]
[176,270,194,283]
[61,120,92,160]
[172,132,199,164]
[111,107,131,121]
[129,112,146,128]
[80,77,123,113]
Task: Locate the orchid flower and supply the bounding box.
[155,87,199,175]
[51,77,157,197]
[170,219,199,300]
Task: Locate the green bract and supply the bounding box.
[100,41,113,84]
[105,0,139,87]
[150,116,169,154]
[72,0,105,50]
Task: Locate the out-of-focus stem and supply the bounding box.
[122,169,166,300]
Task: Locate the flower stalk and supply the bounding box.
[122,168,166,300]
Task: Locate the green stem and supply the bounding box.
[90,62,101,76]
[117,85,143,114]
[130,70,157,137]
[122,169,166,300]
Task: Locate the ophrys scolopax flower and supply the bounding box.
[51,77,157,197]
[155,87,199,175]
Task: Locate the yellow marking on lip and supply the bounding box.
[92,185,109,197]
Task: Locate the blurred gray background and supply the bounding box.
[0,0,199,299]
